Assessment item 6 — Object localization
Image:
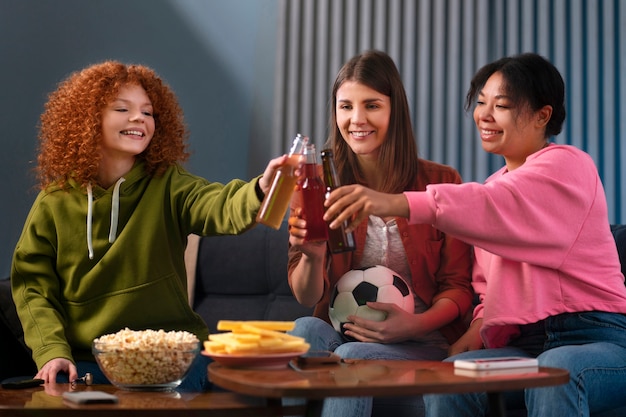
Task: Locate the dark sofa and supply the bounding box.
[2,223,625,416]
[188,223,625,333]
[0,278,36,380]
[189,222,313,334]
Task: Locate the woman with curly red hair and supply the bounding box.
[11,61,288,391]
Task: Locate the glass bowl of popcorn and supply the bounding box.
[93,328,200,391]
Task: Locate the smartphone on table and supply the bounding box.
[454,356,538,371]
[62,391,119,404]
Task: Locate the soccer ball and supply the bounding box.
[328,265,415,336]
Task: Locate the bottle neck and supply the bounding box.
[289,134,308,155]
[322,156,339,188]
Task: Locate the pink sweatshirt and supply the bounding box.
[405,144,626,348]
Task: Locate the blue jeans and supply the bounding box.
[57,353,214,392]
[288,316,448,417]
[423,311,626,417]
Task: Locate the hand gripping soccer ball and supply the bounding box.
[329,265,415,336]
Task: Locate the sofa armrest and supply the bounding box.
[185,234,201,306]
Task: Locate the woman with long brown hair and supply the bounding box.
[287,50,474,417]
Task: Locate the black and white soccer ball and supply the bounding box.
[328,265,415,336]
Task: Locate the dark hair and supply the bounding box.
[327,50,418,193]
[37,61,189,190]
[465,52,566,138]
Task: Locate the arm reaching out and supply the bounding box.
[324,185,409,232]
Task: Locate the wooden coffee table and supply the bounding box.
[208,359,570,417]
[0,382,305,416]
[0,361,568,417]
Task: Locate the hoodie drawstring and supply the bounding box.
[86,177,126,260]
[87,184,94,259]
[109,178,126,243]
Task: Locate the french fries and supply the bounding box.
[204,320,310,355]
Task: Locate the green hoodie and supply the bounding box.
[11,162,262,369]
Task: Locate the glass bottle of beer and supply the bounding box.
[294,144,328,242]
[256,134,308,229]
[321,149,356,253]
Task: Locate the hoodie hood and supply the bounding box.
[67,161,148,260]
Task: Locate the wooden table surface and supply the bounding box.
[0,360,569,417]
[0,383,304,416]
[208,359,569,398]
[208,359,569,417]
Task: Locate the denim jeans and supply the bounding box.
[287,316,448,417]
[57,353,214,392]
[423,311,626,417]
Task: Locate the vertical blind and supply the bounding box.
[273,0,624,223]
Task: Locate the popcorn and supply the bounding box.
[93,328,199,386]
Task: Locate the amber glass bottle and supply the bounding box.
[256,134,308,229]
[321,149,356,253]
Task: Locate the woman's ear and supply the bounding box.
[536,105,553,128]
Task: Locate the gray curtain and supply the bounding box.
[273,0,625,223]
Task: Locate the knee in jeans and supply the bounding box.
[291,316,326,337]
[537,346,586,372]
[335,342,366,359]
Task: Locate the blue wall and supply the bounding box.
[1,0,623,278]
[0,0,280,277]
[273,0,625,224]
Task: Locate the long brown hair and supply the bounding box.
[327,50,418,193]
[37,61,189,190]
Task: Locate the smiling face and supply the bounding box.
[335,80,391,160]
[473,72,552,171]
[101,83,155,166]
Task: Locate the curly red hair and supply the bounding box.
[37,61,189,190]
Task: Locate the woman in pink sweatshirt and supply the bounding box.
[324,53,626,416]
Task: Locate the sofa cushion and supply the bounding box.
[611,224,626,278]
[0,278,37,379]
[192,222,313,334]
[0,278,26,351]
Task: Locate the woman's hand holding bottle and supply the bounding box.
[323,185,410,232]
